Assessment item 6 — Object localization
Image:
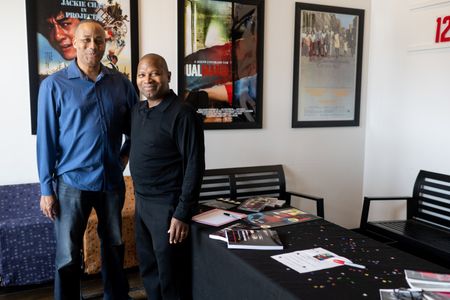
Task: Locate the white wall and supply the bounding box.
[139,0,371,228]
[0,1,38,184]
[363,0,450,221]
[0,0,370,229]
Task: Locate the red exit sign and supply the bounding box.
[436,16,450,43]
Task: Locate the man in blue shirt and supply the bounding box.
[37,19,138,300]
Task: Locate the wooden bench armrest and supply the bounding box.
[286,191,324,218]
[360,196,412,229]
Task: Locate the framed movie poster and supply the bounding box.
[26,0,139,134]
[292,3,364,128]
[178,0,264,129]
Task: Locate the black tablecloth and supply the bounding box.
[191,218,449,300]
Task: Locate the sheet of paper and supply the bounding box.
[271,247,343,273]
[192,209,247,227]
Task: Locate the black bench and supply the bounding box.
[199,164,324,218]
[360,170,450,267]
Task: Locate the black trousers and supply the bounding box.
[135,195,192,300]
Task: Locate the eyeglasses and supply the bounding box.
[393,288,424,300]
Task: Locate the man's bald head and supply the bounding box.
[136,53,172,102]
[138,53,169,73]
[74,19,105,38]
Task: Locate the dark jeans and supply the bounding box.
[135,194,192,300]
[54,180,129,300]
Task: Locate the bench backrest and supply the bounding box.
[0,183,42,222]
[199,165,288,203]
[411,170,450,229]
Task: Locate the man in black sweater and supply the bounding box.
[129,53,205,300]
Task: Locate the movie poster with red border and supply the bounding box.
[179,0,264,129]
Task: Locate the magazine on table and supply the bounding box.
[209,222,257,242]
[405,270,450,292]
[245,207,320,228]
[379,289,450,300]
[267,198,286,207]
[423,291,450,300]
[200,199,237,210]
[225,228,283,250]
[237,197,269,212]
[379,289,423,300]
[238,197,286,212]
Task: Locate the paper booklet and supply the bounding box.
[225,228,283,250]
[423,291,450,300]
[200,199,237,210]
[237,197,286,212]
[192,208,247,227]
[405,270,450,292]
[380,289,450,300]
[271,247,365,274]
[209,222,258,242]
[245,208,320,228]
[379,289,424,300]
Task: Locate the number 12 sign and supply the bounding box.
[436,16,450,43]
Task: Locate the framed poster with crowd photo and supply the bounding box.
[292,3,364,128]
[178,0,264,129]
[26,0,139,134]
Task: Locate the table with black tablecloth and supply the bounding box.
[191,217,449,300]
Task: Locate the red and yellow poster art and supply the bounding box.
[179,0,264,129]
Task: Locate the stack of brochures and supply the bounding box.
[379,288,450,300]
[379,288,424,300]
[406,270,450,299]
[405,270,450,292]
[379,270,450,300]
[224,228,283,250]
[422,291,450,300]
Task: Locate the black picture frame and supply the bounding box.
[26,0,139,134]
[292,3,364,128]
[178,0,264,130]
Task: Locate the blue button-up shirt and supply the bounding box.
[37,60,138,195]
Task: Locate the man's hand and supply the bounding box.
[40,195,59,221]
[167,217,189,244]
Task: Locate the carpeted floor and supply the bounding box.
[0,268,146,300]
